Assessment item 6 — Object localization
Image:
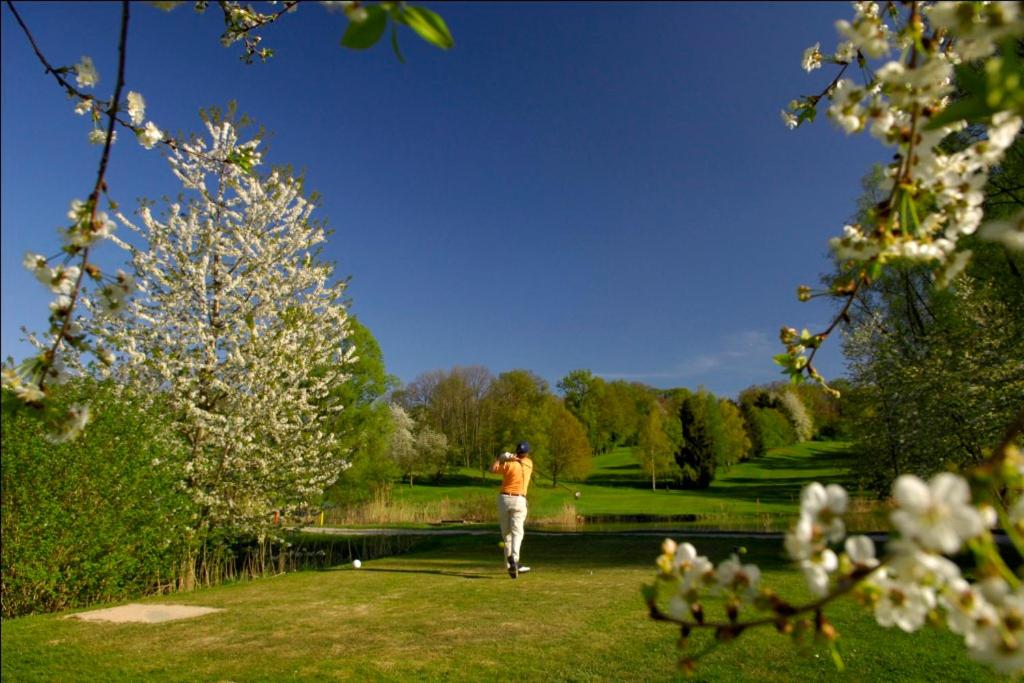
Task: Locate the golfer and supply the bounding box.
[490,441,534,578]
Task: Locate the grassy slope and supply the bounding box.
[1,535,1003,682]
[388,442,858,521]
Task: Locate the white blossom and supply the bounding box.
[74,56,98,88]
[801,548,838,596]
[714,554,761,600]
[46,403,90,443]
[967,579,1024,674]
[844,535,879,569]
[13,382,46,403]
[137,121,163,150]
[834,40,856,63]
[88,128,116,146]
[802,42,822,72]
[23,252,48,273]
[871,574,936,632]
[126,91,146,125]
[890,473,985,554]
[800,481,847,542]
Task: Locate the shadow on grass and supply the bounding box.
[371,535,797,573]
[355,567,497,580]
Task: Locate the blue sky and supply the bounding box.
[1,2,885,398]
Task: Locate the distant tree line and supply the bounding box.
[331,364,850,497]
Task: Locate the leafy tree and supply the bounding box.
[484,369,550,467]
[838,133,1024,492]
[396,366,493,471]
[557,369,605,452]
[637,402,676,490]
[599,380,644,449]
[541,397,592,486]
[717,399,752,465]
[415,425,449,481]
[321,316,396,504]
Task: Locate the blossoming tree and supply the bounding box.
[93,114,352,557]
[649,1,1024,676]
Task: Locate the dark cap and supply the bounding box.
[516,441,530,455]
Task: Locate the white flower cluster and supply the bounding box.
[784,475,1021,675]
[656,466,1023,675]
[657,539,762,623]
[69,53,164,151]
[786,2,1024,284]
[2,196,127,408]
[4,57,166,424]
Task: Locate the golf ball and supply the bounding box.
[574,491,581,499]
[353,559,362,569]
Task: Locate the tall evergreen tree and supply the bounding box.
[675,393,716,489]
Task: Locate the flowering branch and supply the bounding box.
[42,1,129,391]
[655,2,1024,676]
[646,561,885,633]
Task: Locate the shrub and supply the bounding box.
[1,382,193,617]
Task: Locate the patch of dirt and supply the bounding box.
[67,603,224,624]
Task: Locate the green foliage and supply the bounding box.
[322,317,396,502]
[926,39,1024,129]
[484,369,550,461]
[717,399,752,464]
[558,369,605,452]
[415,425,449,481]
[636,403,677,489]
[598,380,648,450]
[397,366,493,473]
[540,397,593,485]
[395,5,454,50]
[740,396,798,459]
[339,3,454,60]
[1,383,193,617]
[340,5,388,49]
[843,247,1024,492]
[675,391,717,489]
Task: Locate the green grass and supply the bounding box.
[1,535,1005,682]
[368,442,873,530]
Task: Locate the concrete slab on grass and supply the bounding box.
[68,603,223,624]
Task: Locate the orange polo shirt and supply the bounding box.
[496,457,533,496]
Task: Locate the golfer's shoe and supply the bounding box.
[517,564,531,574]
[507,556,518,579]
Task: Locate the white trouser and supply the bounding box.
[497,493,528,563]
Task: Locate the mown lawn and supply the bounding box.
[1,535,1004,682]
[384,442,867,527]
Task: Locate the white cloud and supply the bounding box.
[598,329,776,382]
